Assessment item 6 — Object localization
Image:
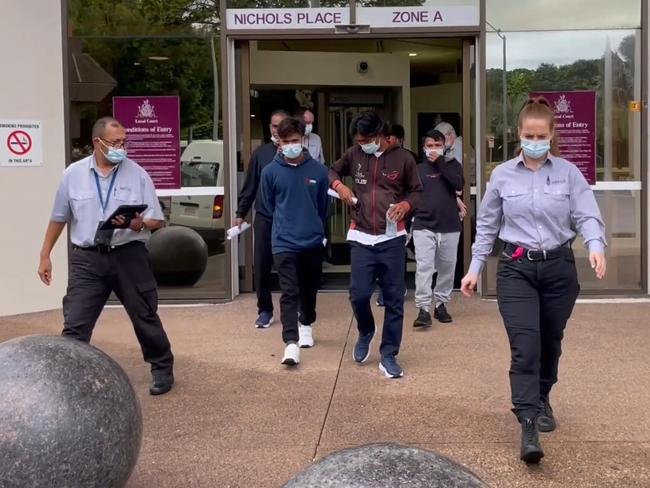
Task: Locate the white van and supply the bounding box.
[168,140,225,247]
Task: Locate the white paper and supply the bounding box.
[226,222,251,240]
[328,188,358,205]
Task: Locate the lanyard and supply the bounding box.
[93,167,118,213]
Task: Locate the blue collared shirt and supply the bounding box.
[50,154,164,247]
[469,154,606,275]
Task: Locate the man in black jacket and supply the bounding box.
[235,109,289,328]
[412,129,464,327]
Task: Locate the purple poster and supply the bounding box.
[113,96,181,189]
[531,91,597,185]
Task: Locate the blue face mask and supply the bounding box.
[282,143,303,159]
[360,140,380,155]
[99,139,127,164]
[521,139,550,160]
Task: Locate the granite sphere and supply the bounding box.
[284,443,490,488]
[0,335,142,488]
[147,226,209,286]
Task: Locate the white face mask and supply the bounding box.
[425,148,444,160]
[304,124,313,135]
[271,135,279,144]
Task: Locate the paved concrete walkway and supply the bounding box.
[1,294,648,487]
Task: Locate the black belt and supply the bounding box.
[73,241,143,254]
[503,242,570,262]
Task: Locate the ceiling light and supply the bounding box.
[133,62,141,66]
[148,56,169,61]
[409,53,418,57]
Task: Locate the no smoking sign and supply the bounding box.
[0,120,42,167]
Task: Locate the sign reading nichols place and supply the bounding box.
[113,96,181,189]
[226,6,479,30]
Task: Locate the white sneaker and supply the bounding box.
[298,325,315,348]
[281,343,300,366]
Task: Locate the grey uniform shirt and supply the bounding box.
[469,154,606,275]
[50,154,164,247]
[303,133,325,164]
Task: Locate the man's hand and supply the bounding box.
[38,256,53,286]
[234,217,245,229]
[460,272,478,297]
[457,197,468,220]
[589,251,606,280]
[387,201,410,222]
[333,182,357,206]
[112,212,144,231]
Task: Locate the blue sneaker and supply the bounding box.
[379,355,404,378]
[352,327,375,363]
[255,311,274,329]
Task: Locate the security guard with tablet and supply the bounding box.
[38,117,174,395]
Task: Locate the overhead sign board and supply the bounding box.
[226,6,480,30]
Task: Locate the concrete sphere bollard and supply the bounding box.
[284,444,490,488]
[147,226,209,287]
[0,336,143,488]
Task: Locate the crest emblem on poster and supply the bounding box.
[137,99,157,119]
[554,95,572,114]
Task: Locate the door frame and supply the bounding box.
[220,3,486,298]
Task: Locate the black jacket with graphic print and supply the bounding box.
[412,156,464,233]
[329,144,422,235]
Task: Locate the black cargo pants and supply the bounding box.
[62,241,174,375]
[496,246,580,419]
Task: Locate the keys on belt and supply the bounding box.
[504,243,567,262]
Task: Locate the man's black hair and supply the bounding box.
[349,111,384,138]
[385,122,405,141]
[422,129,446,146]
[277,117,306,138]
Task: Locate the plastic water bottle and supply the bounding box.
[386,204,397,237]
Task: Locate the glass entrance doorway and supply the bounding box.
[233,37,476,292]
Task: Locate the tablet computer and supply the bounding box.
[98,204,148,230]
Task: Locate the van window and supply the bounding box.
[181,161,220,187]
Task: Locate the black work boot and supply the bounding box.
[536,396,556,432]
[434,304,453,323]
[150,371,174,396]
[520,418,544,464]
[413,308,433,328]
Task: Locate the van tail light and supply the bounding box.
[213,195,224,219]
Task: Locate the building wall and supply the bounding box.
[249,44,412,139]
[0,1,68,316]
[409,83,462,151]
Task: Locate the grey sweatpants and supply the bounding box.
[413,229,460,311]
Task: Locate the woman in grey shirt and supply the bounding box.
[461,97,607,464]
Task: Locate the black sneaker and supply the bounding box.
[434,304,453,323]
[413,308,433,328]
[536,396,556,432]
[520,418,544,464]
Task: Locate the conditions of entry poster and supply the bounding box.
[113,96,181,189]
[531,91,597,185]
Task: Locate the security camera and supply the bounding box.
[357,61,369,74]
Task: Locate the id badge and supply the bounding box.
[93,222,114,246]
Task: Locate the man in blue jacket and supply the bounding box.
[259,117,329,366]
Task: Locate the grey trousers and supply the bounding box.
[413,229,460,311]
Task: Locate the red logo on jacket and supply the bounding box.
[383,170,400,181]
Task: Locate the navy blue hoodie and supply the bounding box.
[259,150,329,254]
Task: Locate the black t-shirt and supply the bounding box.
[412,157,464,233]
